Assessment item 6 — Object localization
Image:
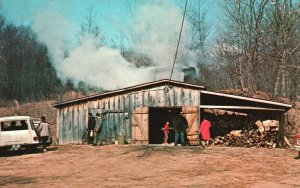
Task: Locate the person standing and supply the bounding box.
[163,121,170,144]
[88,113,96,145]
[199,115,212,147]
[93,113,102,146]
[173,112,188,146]
[39,116,50,152]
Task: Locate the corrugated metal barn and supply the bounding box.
[52,79,292,146]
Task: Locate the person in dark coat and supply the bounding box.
[173,112,188,146]
[88,113,96,144]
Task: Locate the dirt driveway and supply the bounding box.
[0,145,300,188]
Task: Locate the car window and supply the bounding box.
[1,120,29,131]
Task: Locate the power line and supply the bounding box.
[169,0,188,81]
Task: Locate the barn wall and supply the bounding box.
[57,85,201,145]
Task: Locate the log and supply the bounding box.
[284,136,292,148]
[255,120,265,133]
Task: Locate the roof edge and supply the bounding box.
[52,79,205,108]
[201,90,292,109]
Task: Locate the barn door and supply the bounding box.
[182,106,200,145]
[132,107,149,144]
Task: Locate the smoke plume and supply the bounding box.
[133,1,194,67]
[32,1,195,90]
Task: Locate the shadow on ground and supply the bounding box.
[0,146,59,157]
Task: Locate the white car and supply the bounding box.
[0,116,39,151]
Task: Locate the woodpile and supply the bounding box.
[204,109,282,149]
[213,124,278,149]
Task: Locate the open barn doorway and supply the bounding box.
[148,107,181,144]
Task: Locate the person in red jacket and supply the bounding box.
[199,115,212,147]
[163,121,170,144]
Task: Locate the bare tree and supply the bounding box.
[79,6,105,45]
[120,0,154,67]
[187,0,210,57]
[123,0,138,47]
[217,0,269,93]
[184,0,213,86]
[268,0,300,98]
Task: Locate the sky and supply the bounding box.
[0,0,221,41]
[1,0,130,41]
[0,0,222,90]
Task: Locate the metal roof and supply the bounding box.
[52,79,292,112]
[52,79,206,108]
[200,90,292,112]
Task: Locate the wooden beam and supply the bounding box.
[200,105,285,111]
[276,112,286,148]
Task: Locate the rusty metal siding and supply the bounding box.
[57,85,201,145]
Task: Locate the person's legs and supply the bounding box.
[98,136,103,146]
[180,131,185,145]
[93,131,99,146]
[41,136,47,151]
[96,132,102,146]
[164,133,168,144]
[88,129,93,144]
[199,134,206,147]
[175,131,179,145]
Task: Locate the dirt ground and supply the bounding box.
[1,145,300,188]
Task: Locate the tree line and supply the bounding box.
[0,0,299,106]
[202,0,300,100]
[0,14,66,105]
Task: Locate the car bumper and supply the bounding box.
[0,143,40,151]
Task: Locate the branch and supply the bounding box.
[289,42,300,55]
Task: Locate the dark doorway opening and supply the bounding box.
[148,107,181,144]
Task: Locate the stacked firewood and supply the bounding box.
[204,110,280,149]
[213,129,277,149]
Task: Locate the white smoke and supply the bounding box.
[32,10,77,79]
[32,2,195,90]
[61,36,154,90]
[133,1,195,67]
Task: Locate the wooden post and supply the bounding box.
[276,112,286,148]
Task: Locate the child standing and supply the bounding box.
[163,122,170,144]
